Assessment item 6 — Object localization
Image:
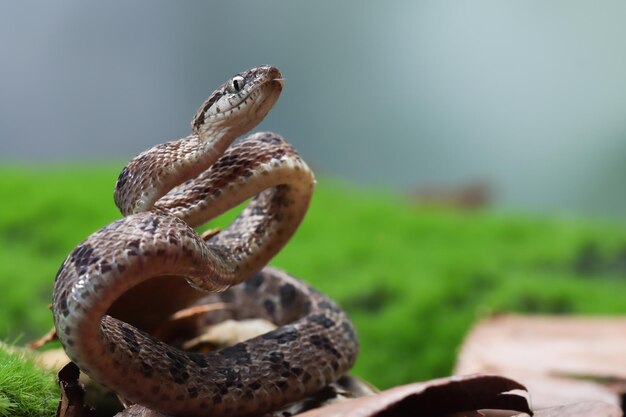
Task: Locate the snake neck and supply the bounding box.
[114,127,238,216]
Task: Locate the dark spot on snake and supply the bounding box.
[168,236,179,245]
[243,272,264,293]
[254,224,267,238]
[263,299,276,317]
[249,380,262,390]
[215,367,240,390]
[291,366,303,376]
[128,239,140,249]
[119,324,140,353]
[116,166,130,191]
[166,350,188,367]
[71,243,96,267]
[309,334,341,357]
[187,386,198,398]
[342,321,358,344]
[250,204,266,216]
[188,353,209,367]
[276,380,289,391]
[331,360,339,371]
[258,134,283,145]
[194,93,221,130]
[244,390,254,400]
[302,372,312,383]
[127,249,138,256]
[279,283,296,308]
[58,297,69,317]
[117,264,126,273]
[107,342,116,353]
[156,248,165,257]
[65,339,74,346]
[140,362,153,378]
[170,367,190,384]
[212,394,222,404]
[318,300,341,314]
[220,344,252,366]
[262,326,299,344]
[307,313,336,329]
[268,351,284,364]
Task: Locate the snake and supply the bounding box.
[52,66,359,416]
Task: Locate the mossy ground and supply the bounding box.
[0,346,58,417]
[2,165,626,415]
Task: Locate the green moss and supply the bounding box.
[0,347,58,417]
[2,165,626,392]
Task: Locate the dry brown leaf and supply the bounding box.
[28,326,58,349]
[182,318,277,351]
[151,302,232,341]
[296,375,531,417]
[531,401,622,417]
[114,404,166,417]
[455,314,626,408]
[56,362,95,417]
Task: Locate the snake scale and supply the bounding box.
[52,66,359,416]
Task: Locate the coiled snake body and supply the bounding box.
[52,66,358,416]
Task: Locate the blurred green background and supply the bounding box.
[3,166,626,390]
[2,0,626,408]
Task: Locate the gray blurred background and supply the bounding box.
[2,1,626,216]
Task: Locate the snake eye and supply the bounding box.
[229,75,245,93]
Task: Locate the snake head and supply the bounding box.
[192,66,284,140]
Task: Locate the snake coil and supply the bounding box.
[52,66,358,416]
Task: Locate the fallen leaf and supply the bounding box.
[182,318,277,351]
[531,401,622,416]
[295,375,532,417]
[28,326,58,349]
[56,362,95,417]
[455,314,626,408]
[114,404,165,417]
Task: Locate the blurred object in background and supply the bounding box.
[2,1,626,216]
[409,182,492,211]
